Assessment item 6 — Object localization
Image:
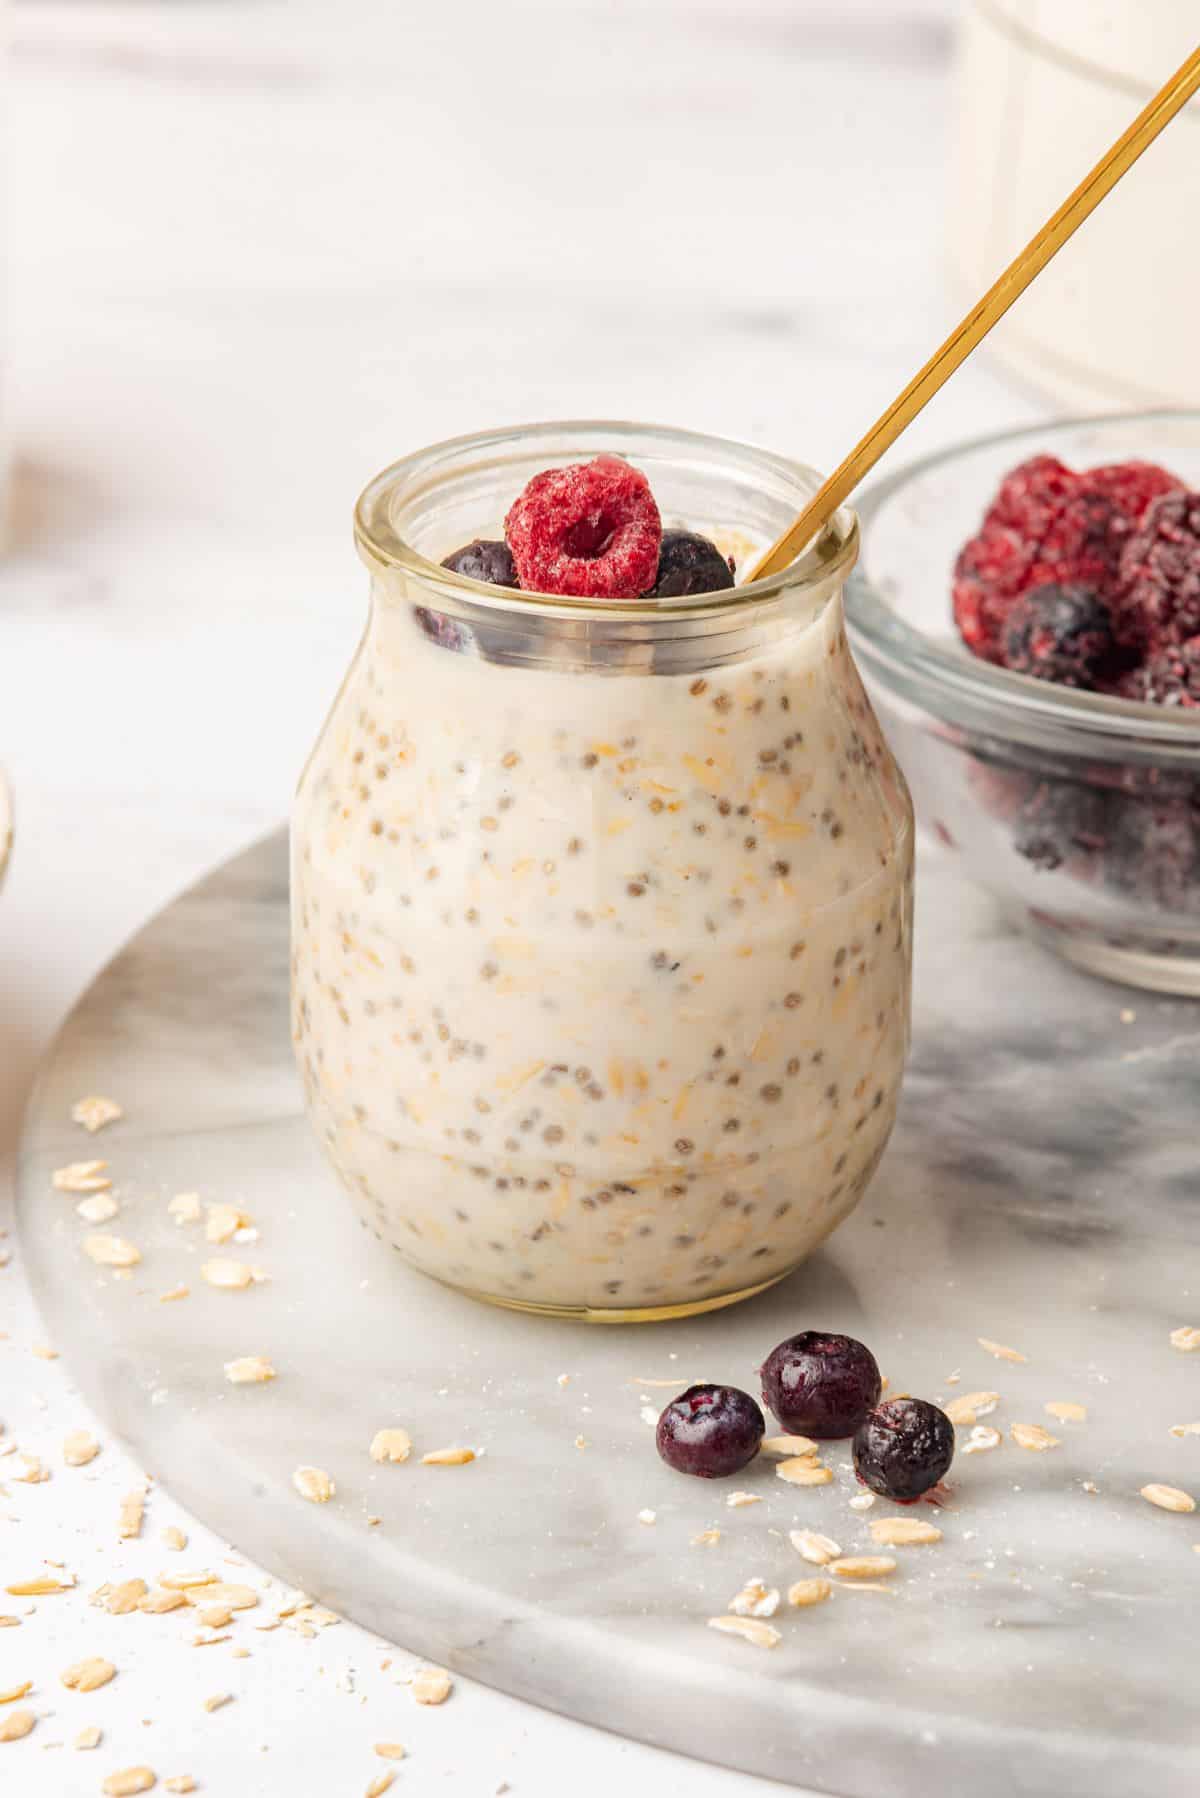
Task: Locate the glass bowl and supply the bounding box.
[845,410,1200,995]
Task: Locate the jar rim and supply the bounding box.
[353,419,858,622]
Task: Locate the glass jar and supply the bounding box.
[291,423,913,1321]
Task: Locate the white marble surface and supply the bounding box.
[0,0,1069,1791]
[15,829,1200,1796]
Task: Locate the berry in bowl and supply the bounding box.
[846,412,1200,994]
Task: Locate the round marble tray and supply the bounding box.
[16,830,1200,1796]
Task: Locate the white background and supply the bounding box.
[0,1,1053,1791]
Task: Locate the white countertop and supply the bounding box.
[0,1,1047,1791]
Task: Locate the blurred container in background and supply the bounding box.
[950,0,1199,409]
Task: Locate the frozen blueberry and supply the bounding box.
[650,530,736,598]
[759,1331,881,1440]
[853,1397,954,1501]
[655,1383,765,1478]
[1103,795,1200,916]
[1012,778,1108,874]
[1001,582,1115,688]
[441,539,520,588]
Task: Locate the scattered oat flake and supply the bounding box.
[1170,1326,1200,1353]
[556,1373,570,1388]
[162,1527,187,1552]
[420,1447,474,1467]
[725,1491,761,1508]
[1169,1422,1200,1439]
[374,1742,406,1761]
[205,1203,251,1244]
[201,1259,259,1290]
[1045,1401,1087,1423]
[962,1425,1002,1455]
[103,1579,149,1615]
[0,1681,31,1703]
[138,1591,186,1615]
[870,1517,942,1546]
[574,1434,587,1450]
[761,1434,818,1458]
[1011,1423,1060,1453]
[31,1345,58,1362]
[847,1492,876,1511]
[85,1235,141,1270]
[63,1430,100,1467]
[224,1356,276,1386]
[119,1490,146,1538]
[0,1617,19,1629]
[73,1096,123,1133]
[776,1456,832,1487]
[102,1769,156,1796]
[1082,1480,1100,1494]
[729,1578,779,1618]
[832,1555,897,1579]
[411,1666,452,1706]
[691,1527,721,1547]
[944,1391,999,1427]
[203,1692,232,1713]
[789,1529,842,1565]
[159,1285,189,1303]
[182,1583,258,1612]
[978,1338,1026,1363]
[62,1657,116,1693]
[55,1160,112,1193]
[637,1508,656,1525]
[366,1775,395,1798]
[75,1726,102,1750]
[706,1615,780,1649]
[292,1466,335,1504]
[168,1193,202,1226]
[7,1575,73,1596]
[1141,1483,1195,1514]
[787,1577,833,1608]
[13,1453,50,1483]
[164,1781,195,1795]
[77,1193,120,1224]
[0,1709,35,1741]
[369,1429,412,1464]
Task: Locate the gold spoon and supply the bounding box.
[747,44,1200,584]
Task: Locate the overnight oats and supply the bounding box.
[291,424,913,1319]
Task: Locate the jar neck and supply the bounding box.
[367,568,850,678]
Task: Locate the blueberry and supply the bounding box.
[759,1331,881,1440]
[1012,778,1108,873]
[853,1397,954,1501]
[655,1383,764,1478]
[441,539,520,588]
[650,530,736,598]
[1001,582,1115,688]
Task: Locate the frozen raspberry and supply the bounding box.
[954,457,1181,664]
[1115,636,1200,709]
[1113,489,1200,651]
[1001,583,1115,689]
[985,454,1077,534]
[441,539,519,588]
[504,456,661,599]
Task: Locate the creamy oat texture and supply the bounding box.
[292,583,912,1311]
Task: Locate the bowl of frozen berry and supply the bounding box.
[845,411,1200,994]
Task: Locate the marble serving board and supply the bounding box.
[16,830,1200,1796]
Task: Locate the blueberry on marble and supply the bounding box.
[852,1396,954,1501]
[656,1383,764,1478]
[759,1330,881,1439]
